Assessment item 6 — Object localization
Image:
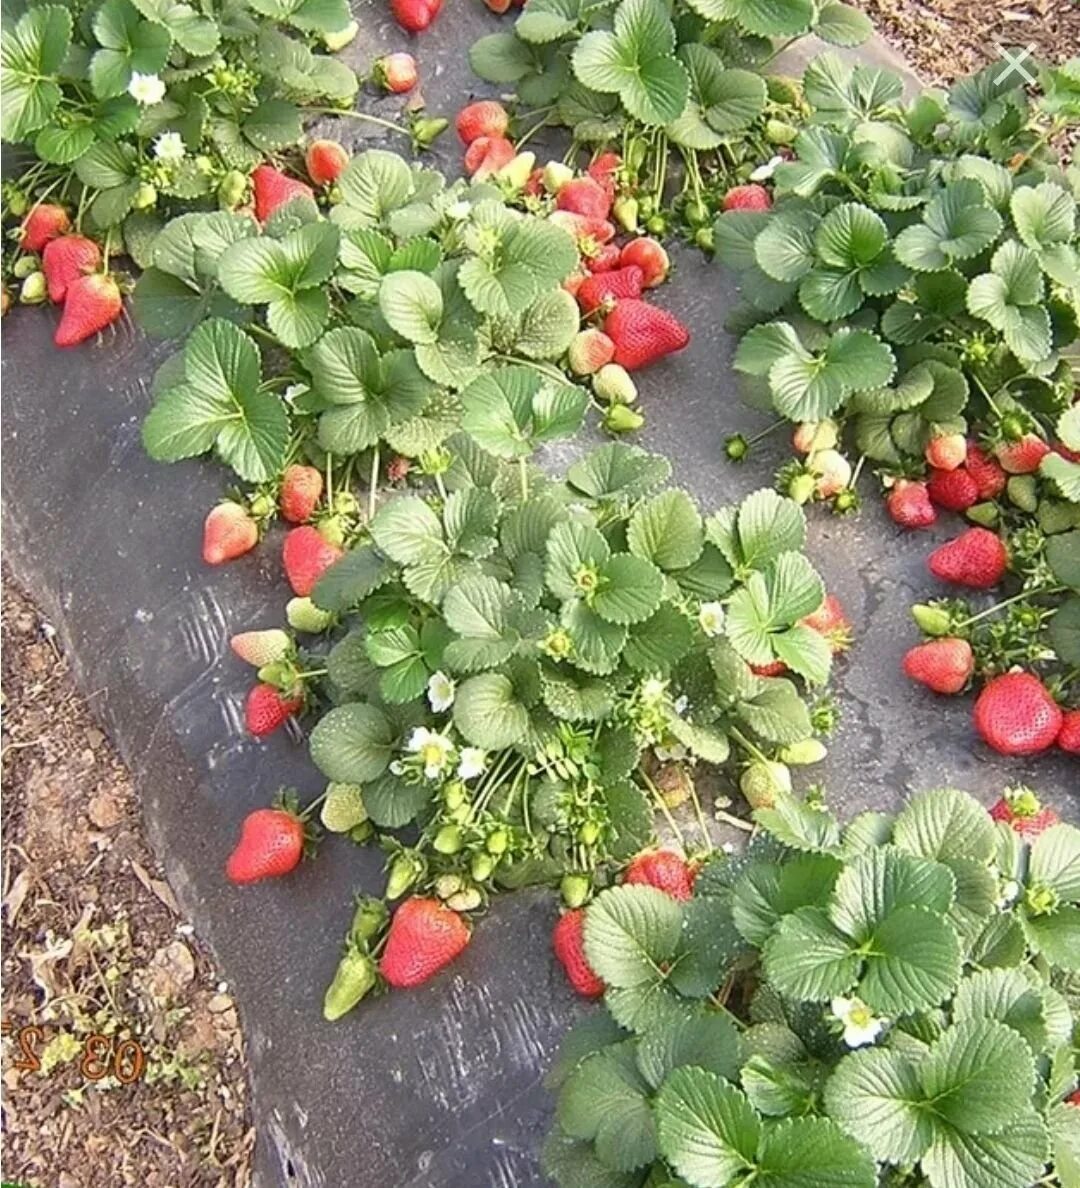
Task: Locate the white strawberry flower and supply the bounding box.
[750,155,784,181]
[698,601,726,637]
[831,996,887,1048]
[640,678,667,704]
[426,670,455,712]
[407,727,454,780]
[153,132,186,163]
[283,382,310,405]
[128,72,166,105]
[457,748,486,781]
[995,878,1021,910]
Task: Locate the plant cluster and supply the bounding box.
[468,0,871,245]
[543,784,1080,1188]
[231,437,845,1015]
[714,52,1080,753]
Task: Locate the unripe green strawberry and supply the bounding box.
[966,502,999,527]
[349,820,374,843]
[788,473,816,504]
[779,738,827,765]
[765,118,798,144]
[683,198,709,227]
[231,628,292,667]
[470,852,496,882]
[19,271,46,304]
[485,828,509,855]
[286,596,333,633]
[349,896,388,943]
[578,821,600,845]
[321,783,367,832]
[594,363,637,404]
[447,887,482,912]
[766,75,801,105]
[323,949,377,1021]
[132,182,157,210]
[911,603,953,636]
[411,116,448,148]
[435,873,463,900]
[740,760,792,809]
[1006,475,1038,512]
[561,872,591,908]
[433,824,463,854]
[318,516,347,547]
[323,18,358,50]
[443,780,466,810]
[646,214,667,235]
[604,403,644,433]
[13,255,39,279]
[543,161,574,193]
[333,490,360,516]
[694,227,715,252]
[613,194,639,233]
[386,852,422,899]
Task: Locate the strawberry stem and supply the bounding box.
[311,107,410,140]
[640,768,688,851]
[957,585,1059,629]
[368,443,379,522]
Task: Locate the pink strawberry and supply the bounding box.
[974,672,1063,755]
[374,52,418,94]
[603,300,690,370]
[587,151,621,198]
[624,849,695,901]
[902,638,973,694]
[391,0,442,31]
[20,203,70,252]
[618,237,670,288]
[456,100,509,145]
[966,442,1006,500]
[801,593,851,652]
[226,807,304,883]
[282,525,343,596]
[279,464,323,523]
[231,629,292,667]
[463,135,515,179]
[54,274,122,346]
[924,432,966,471]
[387,455,411,483]
[750,660,788,677]
[568,329,616,376]
[722,184,771,212]
[1058,709,1080,755]
[584,243,621,273]
[555,176,611,221]
[244,683,303,737]
[886,479,936,528]
[928,528,1008,588]
[989,786,1061,836]
[203,502,258,565]
[552,909,604,997]
[379,897,470,988]
[547,210,617,245]
[305,140,349,186]
[927,467,979,512]
[576,266,644,315]
[995,434,1050,474]
[252,165,314,222]
[42,235,101,303]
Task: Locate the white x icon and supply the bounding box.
[995,44,1037,85]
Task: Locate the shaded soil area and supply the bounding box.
[856,0,1080,84]
[1,576,253,1188]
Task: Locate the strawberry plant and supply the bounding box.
[714,52,1080,754]
[468,0,871,245]
[228,438,844,1014]
[543,784,1080,1188]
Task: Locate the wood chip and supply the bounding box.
[130,859,181,915]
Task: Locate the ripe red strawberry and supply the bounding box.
[251,165,313,223]
[483,0,513,12]
[603,300,690,371]
[750,660,788,677]
[203,502,258,564]
[226,808,304,884]
[379,897,470,988]
[244,683,303,737]
[965,442,1006,500]
[391,0,442,31]
[928,527,1007,588]
[463,135,515,179]
[231,629,292,667]
[927,467,979,511]
[1058,708,1080,755]
[279,464,323,523]
[974,672,1063,755]
[989,786,1061,837]
[282,525,343,596]
[577,265,644,315]
[584,243,621,273]
[924,433,966,471]
[305,140,349,186]
[20,203,70,252]
[722,184,771,212]
[552,909,604,997]
[618,237,670,288]
[456,100,509,145]
[902,638,973,694]
[556,176,612,221]
[623,849,695,901]
[1068,1090,1080,1107]
[42,235,101,303]
[568,329,616,376]
[587,151,621,198]
[54,273,122,347]
[886,479,936,528]
[374,52,418,94]
[801,593,851,652]
[995,434,1050,474]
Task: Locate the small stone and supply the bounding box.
[139,940,196,1003]
[88,789,124,829]
[208,994,234,1014]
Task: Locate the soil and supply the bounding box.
[1,576,253,1188]
[855,0,1080,84]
